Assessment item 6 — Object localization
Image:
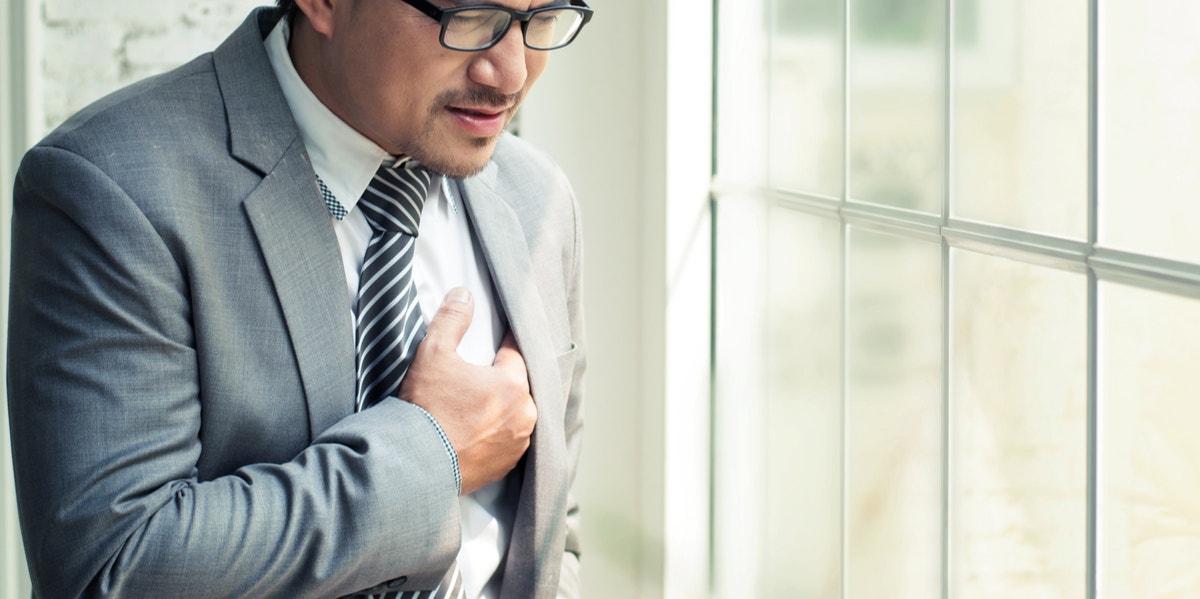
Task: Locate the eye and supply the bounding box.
[448,12,493,31]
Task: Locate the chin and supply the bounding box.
[417,138,499,178]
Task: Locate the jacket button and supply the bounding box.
[386,576,408,588]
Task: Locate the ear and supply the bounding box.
[293,0,338,38]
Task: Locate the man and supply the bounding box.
[6,0,589,596]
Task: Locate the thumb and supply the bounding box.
[423,287,474,350]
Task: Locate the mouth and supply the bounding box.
[446,104,513,138]
[448,105,510,118]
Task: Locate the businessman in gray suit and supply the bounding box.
[6,0,590,597]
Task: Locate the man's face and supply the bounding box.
[302,0,551,177]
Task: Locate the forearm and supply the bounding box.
[37,403,459,598]
[7,305,461,598]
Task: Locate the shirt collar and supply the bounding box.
[264,17,389,219]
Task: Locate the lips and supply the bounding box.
[451,106,505,117]
[447,104,511,138]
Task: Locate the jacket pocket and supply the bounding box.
[556,341,579,403]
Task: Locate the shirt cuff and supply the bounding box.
[410,404,462,495]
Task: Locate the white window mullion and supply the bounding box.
[2,0,36,595]
[1087,0,1101,592]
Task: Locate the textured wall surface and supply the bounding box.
[38,0,264,133]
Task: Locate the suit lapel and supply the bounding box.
[457,166,563,430]
[214,9,356,437]
[242,147,357,438]
[456,167,568,597]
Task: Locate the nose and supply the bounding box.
[467,22,529,96]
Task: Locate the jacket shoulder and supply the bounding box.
[490,133,575,207]
[42,55,222,157]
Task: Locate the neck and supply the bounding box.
[287,16,331,116]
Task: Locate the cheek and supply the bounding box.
[369,62,431,114]
[524,52,550,90]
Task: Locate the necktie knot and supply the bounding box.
[359,159,434,236]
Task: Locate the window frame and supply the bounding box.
[710,0,1200,597]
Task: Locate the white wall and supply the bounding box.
[1,0,713,597]
[521,0,714,596]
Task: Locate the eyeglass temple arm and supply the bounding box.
[570,0,594,23]
[399,0,444,21]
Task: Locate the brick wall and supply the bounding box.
[38,0,265,132]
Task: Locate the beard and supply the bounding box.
[400,86,524,178]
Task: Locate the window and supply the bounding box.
[712,0,1200,596]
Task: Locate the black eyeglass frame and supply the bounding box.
[398,0,594,51]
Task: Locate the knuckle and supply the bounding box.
[519,404,537,436]
[439,301,473,321]
[498,374,529,400]
[421,335,451,355]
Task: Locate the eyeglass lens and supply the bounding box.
[443,8,585,50]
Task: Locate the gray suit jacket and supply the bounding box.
[6,8,584,598]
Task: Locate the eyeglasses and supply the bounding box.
[398,0,593,52]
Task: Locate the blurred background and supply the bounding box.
[3,0,1200,597]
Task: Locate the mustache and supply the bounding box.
[435,87,522,111]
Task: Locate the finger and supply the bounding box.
[499,331,517,350]
[492,332,526,369]
[422,287,474,351]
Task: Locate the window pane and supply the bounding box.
[846,227,942,598]
[764,208,843,596]
[1100,0,1200,261]
[953,1,1088,238]
[847,0,945,213]
[949,250,1087,598]
[1099,283,1200,596]
[769,0,844,196]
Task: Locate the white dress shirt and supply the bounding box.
[265,18,514,599]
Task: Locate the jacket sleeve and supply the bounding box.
[6,145,461,598]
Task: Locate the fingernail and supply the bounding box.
[445,287,471,305]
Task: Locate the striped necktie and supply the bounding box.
[371,567,464,599]
[355,157,433,411]
[353,159,468,599]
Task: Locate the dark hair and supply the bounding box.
[276,0,299,19]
